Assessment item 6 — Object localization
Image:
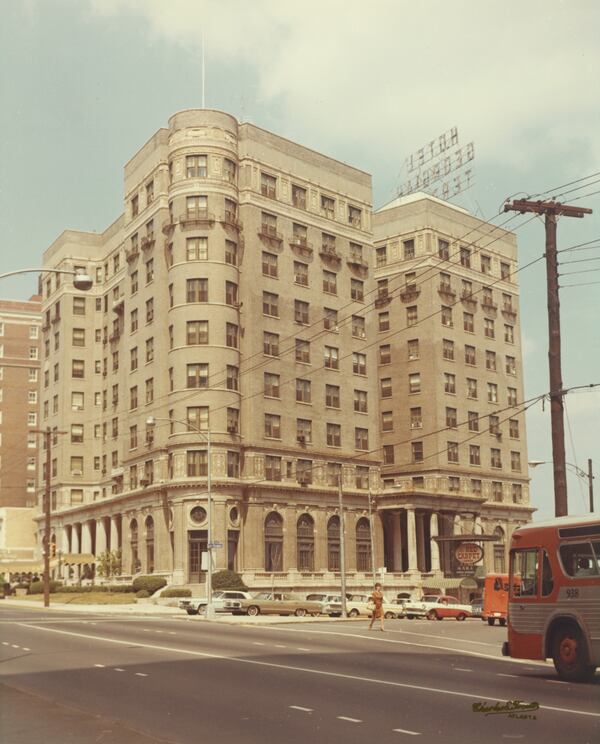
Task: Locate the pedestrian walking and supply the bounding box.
[368,582,385,631]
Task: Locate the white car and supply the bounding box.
[403,594,472,621]
[305,593,343,616]
[346,593,401,619]
[179,590,252,615]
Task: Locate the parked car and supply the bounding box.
[305,593,343,616]
[237,592,322,617]
[470,598,483,618]
[178,590,251,615]
[404,594,472,621]
[345,593,401,619]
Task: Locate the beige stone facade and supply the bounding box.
[0,297,42,508]
[37,110,531,596]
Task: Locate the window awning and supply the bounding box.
[61,553,96,565]
[421,577,464,589]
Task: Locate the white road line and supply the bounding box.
[289,705,313,713]
[168,632,177,635]
[135,672,148,677]
[275,644,287,648]
[386,628,498,647]
[1,642,9,645]
[94,664,105,668]
[393,729,421,736]
[454,667,473,672]
[18,624,599,720]
[22,647,30,651]
[497,673,519,678]
[547,680,568,685]
[338,716,362,723]
[114,668,125,672]
[11,644,20,648]
[252,642,265,646]
[154,630,164,634]
[297,647,311,651]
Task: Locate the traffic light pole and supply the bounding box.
[43,428,51,608]
[503,199,592,517]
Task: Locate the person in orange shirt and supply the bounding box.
[368,582,385,631]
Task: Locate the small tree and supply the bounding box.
[96,549,122,580]
[212,570,248,591]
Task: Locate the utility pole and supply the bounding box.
[588,458,594,513]
[504,199,592,517]
[367,490,376,581]
[337,475,347,618]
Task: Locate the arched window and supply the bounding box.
[327,516,340,571]
[493,526,505,573]
[145,515,155,574]
[297,514,315,572]
[356,517,372,572]
[130,519,139,573]
[264,512,283,572]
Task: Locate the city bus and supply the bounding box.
[502,515,600,682]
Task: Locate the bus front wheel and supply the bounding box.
[552,624,596,683]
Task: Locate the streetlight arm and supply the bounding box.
[0,268,93,291]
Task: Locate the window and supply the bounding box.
[72,359,84,379]
[321,194,335,219]
[73,296,86,316]
[295,300,309,325]
[226,323,239,348]
[506,356,516,376]
[296,458,312,484]
[380,377,392,398]
[227,408,239,434]
[264,372,280,398]
[187,237,208,261]
[225,281,238,306]
[409,372,421,394]
[484,318,495,339]
[262,251,278,278]
[488,382,498,403]
[352,315,366,338]
[145,337,154,363]
[481,254,491,274]
[469,445,481,466]
[225,240,237,266]
[72,328,85,347]
[446,407,457,428]
[447,441,459,463]
[265,456,282,481]
[326,384,340,408]
[441,305,453,327]
[491,448,502,469]
[130,309,138,333]
[381,411,393,432]
[353,389,368,413]
[323,270,337,294]
[379,312,390,332]
[71,391,84,410]
[187,320,208,345]
[486,350,497,371]
[501,262,511,280]
[511,451,522,472]
[466,378,477,399]
[70,423,84,444]
[263,291,279,317]
[263,332,279,357]
[509,418,520,439]
[186,154,207,178]
[407,305,418,326]
[508,387,518,406]
[403,239,415,259]
[438,239,450,260]
[448,476,460,492]
[489,415,500,435]
[145,258,154,284]
[482,287,494,307]
[353,352,366,375]
[131,270,138,294]
[327,423,341,447]
[468,411,479,432]
[465,345,476,365]
[379,344,391,365]
[324,308,338,331]
[130,347,138,371]
[460,247,471,268]
[407,339,419,360]
[383,444,395,464]
[348,205,362,227]
[442,339,454,360]
[129,385,138,410]
[376,246,387,267]
[504,324,515,344]
[227,365,239,391]
[260,172,276,198]
[264,414,281,439]
[512,484,523,503]
[187,450,208,478]
[295,339,310,363]
[350,279,364,301]
[323,344,339,369]
[412,441,423,462]
[295,378,311,403]
[145,378,154,404]
[355,427,369,450]
[442,372,455,394]
[187,278,208,303]
[70,456,83,475]
[463,312,474,333]
[292,184,307,209]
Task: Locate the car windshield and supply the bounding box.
[306,594,326,601]
[213,592,225,599]
[255,592,271,599]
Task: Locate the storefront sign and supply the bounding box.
[454,542,484,565]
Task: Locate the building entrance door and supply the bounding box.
[188,530,207,583]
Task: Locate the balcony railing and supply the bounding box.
[347,255,369,270]
[125,247,139,263]
[179,209,215,228]
[162,219,176,235]
[460,290,478,305]
[319,245,341,263]
[438,282,456,297]
[481,298,498,311]
[400,285,421,302]
[258,225,283,243]
[290,237,313,256]
[375,291,391,307]
[140,235,155,251]
[221,211,241,230]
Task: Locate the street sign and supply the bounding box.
[208,541,224,549]
[454,542,484,565]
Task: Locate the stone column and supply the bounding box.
[344,512,356,573]
[372,512,385,573]
[171,501,186,585]
[212,500,228,571]
[392,512,403,571]
[241,503,263,575]
[59,526,70,580]
[155,504,171,575]
[81,521,92,554]
[283,507,296,572]
[95,518,107,556]
[110,516,120,553]
[121,516,132,575]
[406,508,418,571]
[314,509,327,572]
[430,513,441,572]
[416,512,426,571]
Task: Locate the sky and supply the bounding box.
[1,0,599,520]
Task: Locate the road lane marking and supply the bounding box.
[114,668,125,672]
[2,642,9,645]
[289,706,313,713]
[547,680,568,685]
[94,664,105,668]
[11,644,19,648]
[386,628,498,647]
[252,642,265,646]
[297,647,311,651]
[393,729,421,736]
[22,647,30,651]
[135,672,148,677]
[18,624,599,720]
[454,668,472,672]
[338,716,362,723]
[275,644,287,648]
[497,673,519,678]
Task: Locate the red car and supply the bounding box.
[424,595,472,621]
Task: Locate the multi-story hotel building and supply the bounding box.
[38,110,531,593]
[0,297,42,508]
[372,194,532,584]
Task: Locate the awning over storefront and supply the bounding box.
[61,553,95,565]
[421,577,464,589]
[0,562,44,573]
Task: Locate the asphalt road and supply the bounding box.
[1,606,599,744]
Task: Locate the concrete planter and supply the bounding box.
[15,588,28,598]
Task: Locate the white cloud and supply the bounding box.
[87,0,600,172]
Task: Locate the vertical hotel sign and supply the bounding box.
[398,126,475,200]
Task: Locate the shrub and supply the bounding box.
[212,570,248,591]
[136,589,151,598]
[132,576,167,594]
[161,588,191,598]
[15,583,30,590]
[27,580,63,594]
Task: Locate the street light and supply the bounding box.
[146,415,215,619]
[529,459,594,512]
[0,268,94,291]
